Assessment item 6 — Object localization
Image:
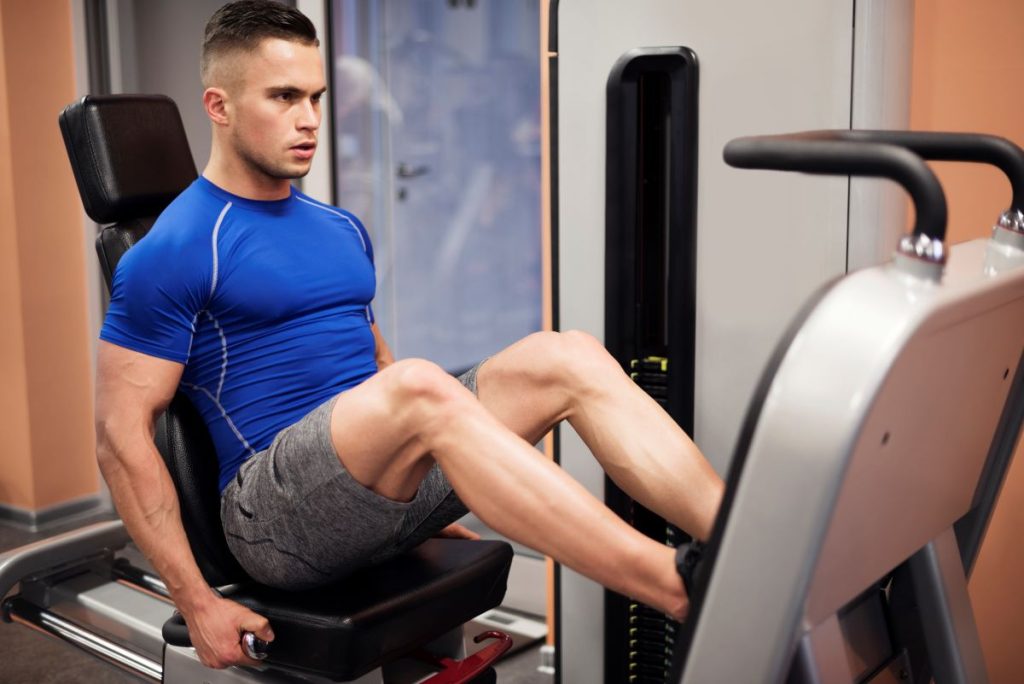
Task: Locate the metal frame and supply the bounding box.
[675,236,1024,683]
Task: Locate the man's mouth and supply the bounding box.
[291,141,317,160]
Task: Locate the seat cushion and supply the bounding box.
[223,537,513,680]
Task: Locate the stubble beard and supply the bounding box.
[234,135,311,182]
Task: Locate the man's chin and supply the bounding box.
[267,163,312,181]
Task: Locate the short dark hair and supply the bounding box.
[201,1,319,85]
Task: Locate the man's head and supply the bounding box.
[201,0,318,89]
[201,1,326,192]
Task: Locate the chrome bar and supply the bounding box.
[908,528,990,684]
[112,559,171,600]
[4,596,162,682]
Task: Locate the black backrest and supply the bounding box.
[60,94,247,586]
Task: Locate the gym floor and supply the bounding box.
[0,513,550,683]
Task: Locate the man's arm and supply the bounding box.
[95,340,273,669]
[371,322,395,369]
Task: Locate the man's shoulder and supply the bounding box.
[155,179,231,231]
[117,181,224,275]
[137,180,233,252]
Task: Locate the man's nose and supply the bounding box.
[297,100,320,130]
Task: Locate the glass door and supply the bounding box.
[331,0,542,373]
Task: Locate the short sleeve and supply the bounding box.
[99,237,210,363]
[343,209,375,266]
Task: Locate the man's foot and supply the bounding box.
[675,539,706,598]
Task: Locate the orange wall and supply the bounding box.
[911,2,1024,682]
[0,2,34,508]
[0,0,98,511]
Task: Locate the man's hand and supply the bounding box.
[184,595,275,669]
[434,522,481,540]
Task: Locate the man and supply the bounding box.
[95,0,724,670]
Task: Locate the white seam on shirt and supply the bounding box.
[182,381,257,457]
[185,311,201,362]
[210,201,232,300]
[294,195,367,253]
[206,311,229,401]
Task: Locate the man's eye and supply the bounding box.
[275,92,293,102]
[311,93,322,104]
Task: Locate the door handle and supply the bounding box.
[397,162,430,179]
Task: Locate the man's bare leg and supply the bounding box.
[328,357,687,619]
[474,330,724,540]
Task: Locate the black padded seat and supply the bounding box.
[60,94,513,680]
[226,539,512,679]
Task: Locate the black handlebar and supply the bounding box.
[162,612,191,647]
[162,612,271,660]
[822,130,1024,214]
[724,133,948,241]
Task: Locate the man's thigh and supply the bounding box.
[220,364,482,588]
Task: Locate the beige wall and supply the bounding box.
[910,2,1024,682]
[0,0,98,511]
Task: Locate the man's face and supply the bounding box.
[224,38,326,181]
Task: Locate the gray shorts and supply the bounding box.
[220,363,482,589]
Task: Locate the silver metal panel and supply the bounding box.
[163,645,326,683]
[554,1,904,679]
[848,0,915,271]
[807,267,1024,623]
[500,554,547,618]
[679,239,1024,683]
[47,572,174,661]
[5,600,162,682]
[0,520,128,599]
[796,615,856,684]
[796,590,893,683]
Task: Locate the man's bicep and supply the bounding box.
[96,340,184,426]
[101,236,208,365]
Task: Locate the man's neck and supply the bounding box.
[203,151,292,201]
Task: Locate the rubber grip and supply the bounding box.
[724,132,948,241]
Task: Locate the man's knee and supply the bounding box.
[386,358,468,411]
[523,330,616,385]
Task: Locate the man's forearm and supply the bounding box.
[97,428,217,611]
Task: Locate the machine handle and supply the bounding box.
[161,611,191,646]
[724,132,948,242]
[818,130,1024,214]
[417,630,514,684]
[162,612,269,661]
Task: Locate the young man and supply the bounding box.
[95,0,724,670]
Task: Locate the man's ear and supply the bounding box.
[203,87,230,126]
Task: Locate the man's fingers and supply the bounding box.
[438,523,481,540]
[241,614,274,642]
[453,523,480,539]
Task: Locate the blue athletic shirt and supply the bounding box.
[100,176,378,492]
